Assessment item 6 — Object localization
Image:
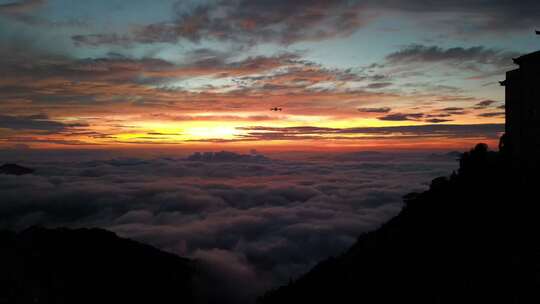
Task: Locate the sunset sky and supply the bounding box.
[1,0,538,151]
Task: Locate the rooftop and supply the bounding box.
[513,50,540,66]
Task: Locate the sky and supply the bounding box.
[1,0,538,151]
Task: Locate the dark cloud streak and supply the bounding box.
[0,114,76,132]
[0,0,44,14]
[377,113,424,121]
[69,0,540,47]
[357,107,392,113]
[237,124,504,141]
[386,45,519,69]
[72,0,371,46]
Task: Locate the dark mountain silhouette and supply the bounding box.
[259,143,540,304]
[0,227,198,304]
[0,163,34,175]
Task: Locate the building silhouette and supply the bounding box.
[501,49,540,170]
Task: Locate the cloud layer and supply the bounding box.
[0,151,458,301]
[70,0,540,47]
[72,1,371,46]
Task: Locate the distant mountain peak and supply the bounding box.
[0,163,34,175]
[0,227,198,304]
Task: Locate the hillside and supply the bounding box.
[260,144,540,303]
[0,227,198,304]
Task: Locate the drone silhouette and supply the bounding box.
[270,107,283,111]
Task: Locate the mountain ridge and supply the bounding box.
[259,143,540,303]
[0,226,198,304]
[0,163,34,175]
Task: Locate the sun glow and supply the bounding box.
[109,120,248,143]
[19,108,502,150]
[184,126,241,140]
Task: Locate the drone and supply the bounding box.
[270,107,283,111]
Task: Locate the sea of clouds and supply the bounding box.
[0,149,459,302]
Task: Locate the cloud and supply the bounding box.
[0,49,404,141]
[0,114,93,146]
[478,112,505,118]
[366,82,392,89]
[72,34,133,47]
[474,99,498,109]
[0,51,321,117]
[0,0,44,14]
[0,0,80,27]
[436,107,467,116]
[386,45,519,69]
[186,151,270,163]
[0,136,99,146]
[68,0,540,48]
[1,51,301,88]
[71,1,373,46]
[237,124,504,141]
[425,118,453,123]
[441,107,464,112]
[377,113,424,121]
[0,114,75,132]
[367,0,540,33]
[193,248,264,303]
[148,113,275,122]
[13,143,30,150]
[0,151,459,302]
[357,107,392,113]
